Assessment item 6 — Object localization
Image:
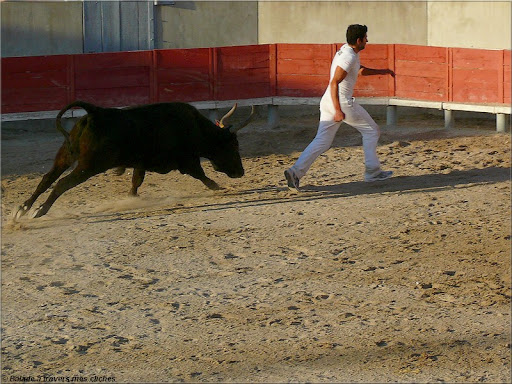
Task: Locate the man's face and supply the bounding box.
[357,34,368,50]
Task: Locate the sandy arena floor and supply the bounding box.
[1,108,511,383]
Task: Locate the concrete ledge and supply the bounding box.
[2,110,67,122]
[188,100,217,110]
[389,98,443,109]
[443,102,511,115]
[443,102,496,114]
[212,97,273,109]
[495,105,512,114]
[1,108,88,122]
[1,99,270,122]
[355,97,390,106]
[272,96,321,106]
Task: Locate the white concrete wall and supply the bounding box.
[1,1,84,57]
[427,1,511,49]
[1,1,510,58]
[258,1,429,45]
[155,1,258,49]
[258,1,511,49]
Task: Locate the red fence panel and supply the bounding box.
[1,55,71,113]
[154,48,211,102]
[275,44,332,97]
[394,45,448,101]
[451,48,502,104]
[1,44,509,115]
[215,45,271,100]
[73,51,152,107]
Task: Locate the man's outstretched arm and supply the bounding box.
[359,66,395,77]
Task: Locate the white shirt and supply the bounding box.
[322,44,360,104]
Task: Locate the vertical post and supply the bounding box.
[146,1,155,50]
[444,109,454,129]
[447,48,453,102]
[66,55,76,104]
[496,114,506,133]
[498,50,504,104]
[268,44,278,128]
[269,44,277,97]
[268,105,279,129]
[210,48,218,101]
[386,105,397,127]
[388,44,395,97]
[151,50,158,103]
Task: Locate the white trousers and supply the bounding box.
[290,98,381,179]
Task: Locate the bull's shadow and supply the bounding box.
[87,166,510,223]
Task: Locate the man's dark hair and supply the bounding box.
[346,24,368,45]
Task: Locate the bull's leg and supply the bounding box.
[15,145,75,218]
[181,161,222,190]
[130,168,146,196]
[31,166,101,218]
[200,176,222,190]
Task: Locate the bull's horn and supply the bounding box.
[229,105,256,133]
[218,103,237,128]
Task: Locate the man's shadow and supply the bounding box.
[300,166,510,198]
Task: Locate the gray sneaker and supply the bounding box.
[284,168,300,191]
[364,170,393,182]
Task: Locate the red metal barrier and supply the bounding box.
[154,48,211,103]
[394,45,448,101]
[275,43,332,97]
[1,44,510,114]
[215,44,271,100]
[1,55,71,113]
[74,50,152,107]
[451,48,503,104]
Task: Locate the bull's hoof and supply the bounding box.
[31,206,47,218]
[14,205,29,219]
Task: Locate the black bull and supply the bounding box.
[15,101,255,218]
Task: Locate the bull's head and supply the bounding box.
[211,103,255,178]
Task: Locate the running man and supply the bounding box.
[284,24,395,191]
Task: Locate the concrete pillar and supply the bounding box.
[444,109,454,129]
[386,105,397,127]
[496,113,506,133]
[268,104,279,128]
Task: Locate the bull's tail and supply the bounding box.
[56,101,100,151]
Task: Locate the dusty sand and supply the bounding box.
[1,108,511,383]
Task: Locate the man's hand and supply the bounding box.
[334,110,345,122]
